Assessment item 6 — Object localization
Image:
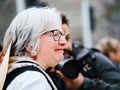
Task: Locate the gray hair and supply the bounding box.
[3,7,61,56]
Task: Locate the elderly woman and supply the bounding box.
[1,7,68,90]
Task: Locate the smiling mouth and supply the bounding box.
[55,49,64,53]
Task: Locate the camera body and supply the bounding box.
[55,41,98,79]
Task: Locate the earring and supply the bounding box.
[31,50,37,60]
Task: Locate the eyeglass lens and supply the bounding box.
[50,30,65,41]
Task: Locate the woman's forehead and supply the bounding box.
[48,22,62,32]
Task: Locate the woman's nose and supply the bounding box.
[58,35,67,45]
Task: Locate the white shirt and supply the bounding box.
[7,71,54,90]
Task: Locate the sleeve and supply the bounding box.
[78,52,120,90]
[7,71,52,90]
[79,77,120,90]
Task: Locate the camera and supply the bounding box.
[55,41,97,79]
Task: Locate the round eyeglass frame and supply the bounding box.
[43,29,65,41]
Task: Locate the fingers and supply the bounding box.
[56,70,84,89]
[56,70,66,79]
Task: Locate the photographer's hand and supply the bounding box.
[56,70,84,90]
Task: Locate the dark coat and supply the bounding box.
[79,52,120,90]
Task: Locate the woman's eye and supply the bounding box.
[54,33,59,36]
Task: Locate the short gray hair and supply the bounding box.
[3,7,61,56]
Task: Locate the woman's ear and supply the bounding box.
[26,47,37,60]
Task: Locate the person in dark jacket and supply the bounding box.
[96,37,120,69]
[55,14,120,90]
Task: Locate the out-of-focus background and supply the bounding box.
[0,0,120,48]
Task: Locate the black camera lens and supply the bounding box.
[62,60,80,79]
[55,59,80,79]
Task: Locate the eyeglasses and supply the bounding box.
[44,29,65,41]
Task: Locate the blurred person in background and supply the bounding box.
[95,37,120,69]
[61,14,72,59]
[56,14,120,90]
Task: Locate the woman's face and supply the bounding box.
[37,22,67,69]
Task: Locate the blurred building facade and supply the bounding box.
[0,0,120,48]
